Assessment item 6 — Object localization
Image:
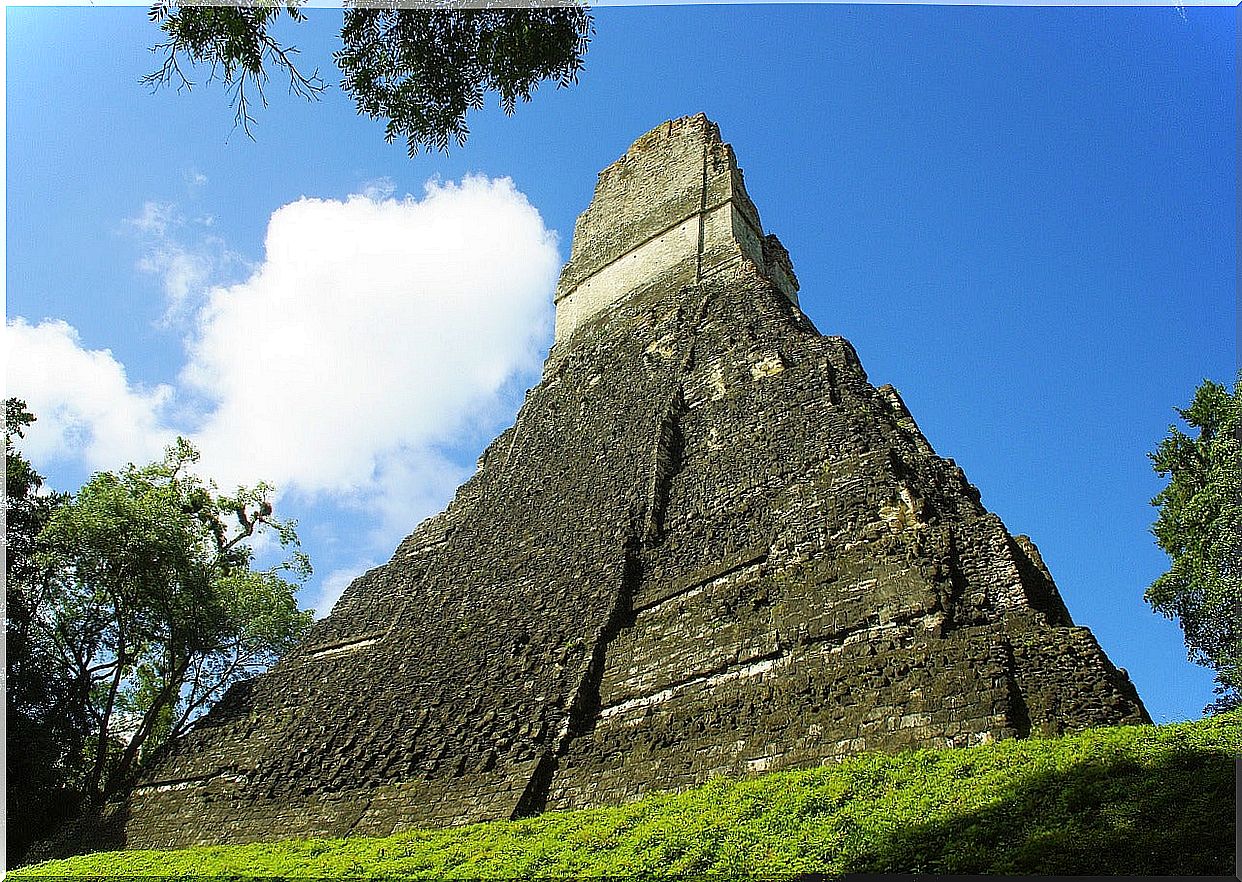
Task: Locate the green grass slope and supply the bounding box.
[16,712,1239,878]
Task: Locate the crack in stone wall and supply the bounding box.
[518,285,719,815]
[541,253,1149,813]
[510,540,641,819]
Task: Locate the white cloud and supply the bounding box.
[183,176,558,512]
[9,176,559,576]
[359,176,396,201]
[306,563,376,619]
[138,246,216,318]
[361,448,471,551]
[125,200,248,326]
[8,176,558,621]
[5,318,176,471]
[126,200,178,238]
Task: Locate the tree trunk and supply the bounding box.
[103,659,187,801]
[86,652,126,804]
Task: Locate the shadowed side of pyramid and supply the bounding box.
[54,115,1146,856]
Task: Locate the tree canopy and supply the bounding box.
[1146,375,1242,714]
[144,2,593,155]
[5,404,313,860]
[5,401,82,862]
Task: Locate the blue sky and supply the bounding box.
[6,5,1234,724]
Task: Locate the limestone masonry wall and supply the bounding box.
[553,114,797,344]
[59,116,1147,856]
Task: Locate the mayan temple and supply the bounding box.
[78,115,1148,852]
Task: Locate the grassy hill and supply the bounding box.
[15,711,1238,878]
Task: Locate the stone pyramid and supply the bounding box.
[110,115,1147,850]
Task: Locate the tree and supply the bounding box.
[7,425,314,828]
[144,2,593,155]
[5,400,85,862]
[1146,374,1242,714]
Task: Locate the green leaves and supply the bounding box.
[337,6,592,156]
[5,399,86,861]
[1147,373,1242,713]
[18,432,313,806]
[144,2,325,137]
[4,404,313,857]
[143,3,592,157]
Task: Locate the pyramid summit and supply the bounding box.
[553,113,798,345]
[68,116,1147,853]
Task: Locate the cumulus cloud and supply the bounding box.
[360,448,472,551]
[306,564,376,619]
[183,176,558,508]
[9,176,559,615]
[5,318,176,471]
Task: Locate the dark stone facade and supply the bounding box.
[73,115,1147,852]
